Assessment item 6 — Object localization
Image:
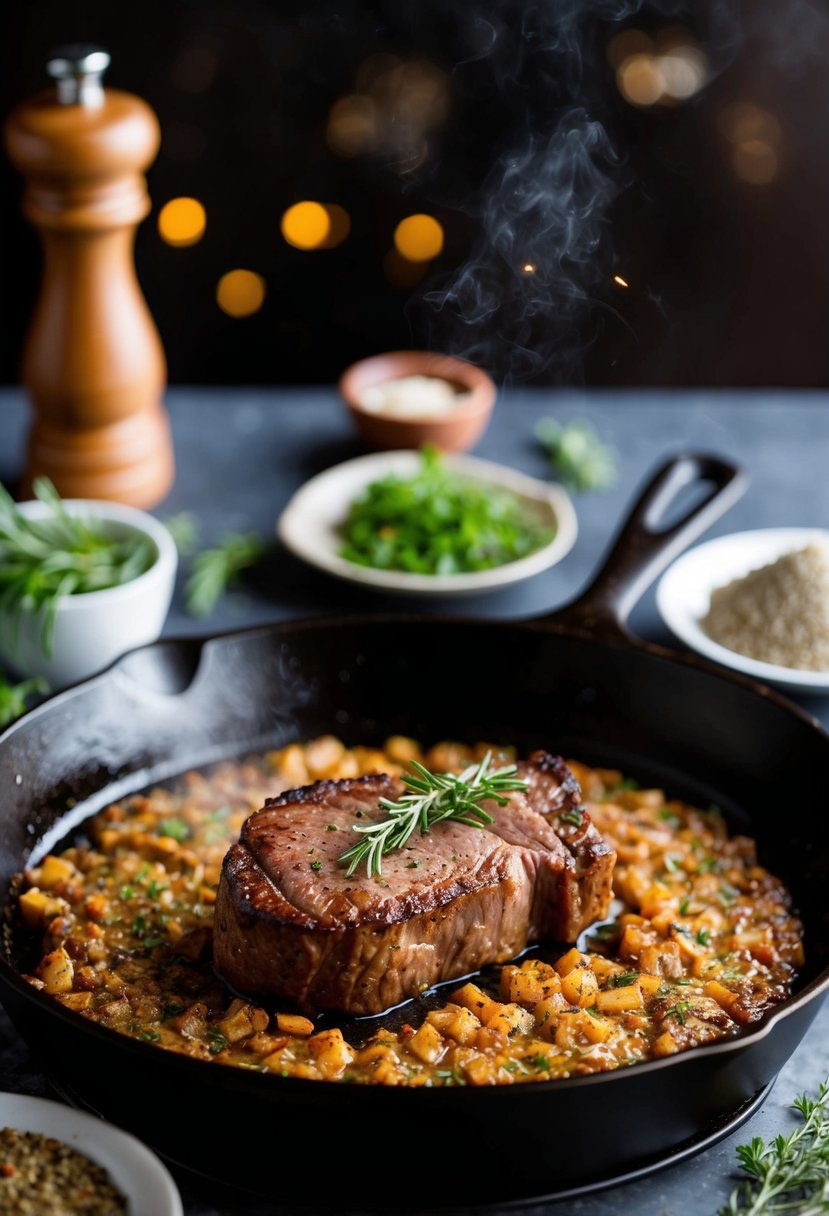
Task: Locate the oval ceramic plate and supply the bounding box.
[277,450,577,596]
[0,1092,182,1216]
[656,527,829,694]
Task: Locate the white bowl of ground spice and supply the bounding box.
[0,1092,182,1216]
[656,527,829,695]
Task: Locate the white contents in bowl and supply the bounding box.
[358,375,466,419]
[701,540,829,671]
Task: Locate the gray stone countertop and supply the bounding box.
[1,385,828,1216]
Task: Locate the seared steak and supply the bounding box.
[213,751,615,1015]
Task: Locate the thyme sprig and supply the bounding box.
[720,1077,829,1215]
[338,752,528,878]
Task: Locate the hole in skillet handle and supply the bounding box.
[533,451,748,641]
[112,638,205,697]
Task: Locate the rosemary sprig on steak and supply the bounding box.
[338,752,528,878]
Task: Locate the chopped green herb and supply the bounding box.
[678,897,692,916]
[339,445,554,576]
[608,972,639,988]
[529,1054,553,1070]
[664,854,682,874]
[207,1029,229,1055]
[659,808,681,827]
[310,860,323,871]
[138,1029,160,1042]
[146,879,165,900]
[407,860,422,868]
[157,817,190,843]
[326,824,339,832]
[131,915,146,938]
[592,922,620,941]
[119,885,136,901]
[695,928,711,947]
[561,807,584,827]
[697,857,722,874]
[664,1001,691,1026]
[143,937,165,949]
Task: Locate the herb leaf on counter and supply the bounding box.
[338,751,528,878]
[536,418,617,493]
[720,1076,829,1215]
[339,445,554,575]
[0,478,156,656]
[163,512,200,556]
[0,669,48,728]
[184,532,267,617]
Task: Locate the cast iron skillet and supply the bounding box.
[1,452,828,1212]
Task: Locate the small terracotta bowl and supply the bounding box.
[339,350,496,452]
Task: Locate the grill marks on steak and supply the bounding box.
[213,751,615,1015]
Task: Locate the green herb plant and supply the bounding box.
[721,1076,829,1215]
[536,418,617,493]
[0,478,156,656]
[339,445,554,575]
[338,751,528,878]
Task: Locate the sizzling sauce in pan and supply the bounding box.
[12,737,804,1086]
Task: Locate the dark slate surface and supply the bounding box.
[2,385,829,1216]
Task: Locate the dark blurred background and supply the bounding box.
[2,0,828,388]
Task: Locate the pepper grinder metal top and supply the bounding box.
[3,47,175,508]
[47,44,111,106]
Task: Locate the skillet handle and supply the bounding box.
[534,452,748,639]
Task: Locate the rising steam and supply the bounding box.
[417,0,739,383]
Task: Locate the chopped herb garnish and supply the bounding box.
[139,1029,160,1042]
[407,860,422,868]
[119,884,135,901]
[678,897,692,915]
[157,817,190,843]
[131,915,146,937]
[664,854,682,874]
[664,1001,691,1026]
[146,879,165,900]
[207,1029,229,1055]
[529,1054,553,1070]
[695,928,711,947]
[561,807,584,827]
[697,857,722,874]
[659,808,681,827]
[609,972,639,988]
[326,824,339,832]
[339,444,555,576]
[310,860,323,871]
[143,937,164,949]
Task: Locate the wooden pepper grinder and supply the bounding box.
[4,45,175,507]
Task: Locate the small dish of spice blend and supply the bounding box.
[656,527,829,694]
[0,1127,127,1215]
[0,1092,182,1216]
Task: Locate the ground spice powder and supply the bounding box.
[0,1127,127,1215]
[701,541,829,671]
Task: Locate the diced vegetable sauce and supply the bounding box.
[12,738,803,1086]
